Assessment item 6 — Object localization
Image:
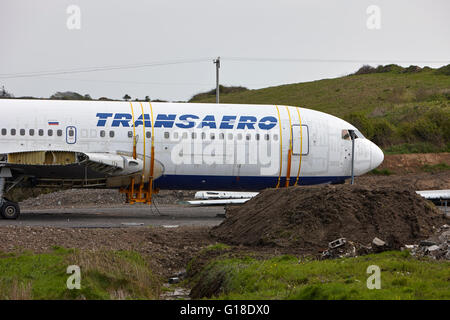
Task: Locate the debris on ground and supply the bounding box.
[403,224,450,260]
[211,185,448,256]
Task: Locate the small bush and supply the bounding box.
[435,64,450,76]
[354,65,376,75]
[371,118,395,147]
[344,112,374,138]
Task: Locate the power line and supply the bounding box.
[1,56,448,81]
[222,56,450,64]
[39,76,213,86]
[0,58,211,79]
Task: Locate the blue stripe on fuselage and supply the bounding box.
[153,175,349,191]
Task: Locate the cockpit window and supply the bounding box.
[342,129,365,140]
[354,129,365,139]
[342,129,351,140]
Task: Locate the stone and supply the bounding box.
[426,245,440,252]
[168,277,180,284]
[372,237,386,247]
[419,239,437,247]
[328,238,346,249]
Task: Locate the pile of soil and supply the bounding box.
[211,185,448,254]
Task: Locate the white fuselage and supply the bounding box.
[0,99,383,191]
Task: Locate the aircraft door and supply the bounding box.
[66,126,77,144]
[292,124,309,155]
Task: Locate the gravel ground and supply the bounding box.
[0,225,215,277]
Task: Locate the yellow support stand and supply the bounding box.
[119,102,155,205]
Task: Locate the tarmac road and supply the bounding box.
[0,204,225,228]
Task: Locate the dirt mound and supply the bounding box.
[211,185,448,254]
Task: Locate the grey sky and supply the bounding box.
[1,0,449,101]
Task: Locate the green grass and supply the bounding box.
[191,251,450,300]
[0,247,161,300]
[190,65,450,153]
[421,163,450,173]
[202,243,231,253]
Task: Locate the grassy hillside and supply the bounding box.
[190,65,450,153]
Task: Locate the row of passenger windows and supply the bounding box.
[1,128,278,141]
[1,128,64,137]
[162,132,278,141]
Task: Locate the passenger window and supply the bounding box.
[146,131,151,139]
[201,132,206,140]
[100,130,105,138]
[164,132,169,139]
[237,133,242,140]
[219,133,224,140]
[48,129,53,136]
[1,129,6,136]
[29,129,35,136]
[173,132,179,139]
[192,132,197,140]
[210,133,215,140]
[228,133,233,140]
[20,129,25,136]
[128,131,133,138]
[109,131,114,138]
[265,134,269,141]
[39,129,44,136]
[182,132,188,139]
[57,130,62,137]
[11,129,16,136]
[256,133,260,140]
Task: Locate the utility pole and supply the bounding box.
[350,130,356,185]
[213,57,220,103]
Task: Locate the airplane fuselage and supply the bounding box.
[0,99,384,191]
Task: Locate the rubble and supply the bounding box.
[403,225,450,260]
[321,237,391,259]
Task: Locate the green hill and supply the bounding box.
[190,65,450,154]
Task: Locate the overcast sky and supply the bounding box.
[1,0,449,101]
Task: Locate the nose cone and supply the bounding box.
[370,142,384,170]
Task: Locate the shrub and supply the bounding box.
[344,112,374,138]
[371,118,395,147]
[354,65,376,75]
[435,64,450,76]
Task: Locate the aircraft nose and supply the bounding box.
[370,142,384,170]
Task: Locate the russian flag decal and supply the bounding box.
[48,121,59,126]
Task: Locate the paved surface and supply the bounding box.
[0,204,225,228]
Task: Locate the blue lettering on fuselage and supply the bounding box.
[96,113,278,130]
